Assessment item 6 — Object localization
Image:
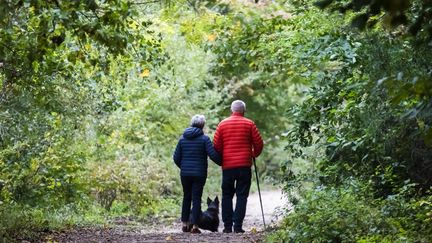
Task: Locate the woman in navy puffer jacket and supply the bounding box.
[173,114,221,234]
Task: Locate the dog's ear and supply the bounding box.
[214,196,219,204]
[207,197,211,204]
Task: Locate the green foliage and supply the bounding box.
[0,0,137,97]
[0,0,159,208]
[285,30,432,194]
[273,1,432,242]
[314,0,432,39]
[267,181,432,242]
[207,5,356,180]
[0,201,107,241]
[0,0,219,239]
[85,32,226,214]
[1,0,431,241]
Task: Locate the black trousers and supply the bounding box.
[181,176,206,225]
[221,167,252,230]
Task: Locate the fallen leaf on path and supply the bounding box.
[250,227,258,234]
[165,235,173,241]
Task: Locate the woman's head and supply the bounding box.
[190,114,206,129]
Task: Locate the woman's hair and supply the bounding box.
[190,114,206,129]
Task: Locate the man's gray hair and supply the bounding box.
[190,114,206,128]
[231,100,246,113]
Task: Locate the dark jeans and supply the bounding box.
[181,176,206,225]
[221,167,252,230]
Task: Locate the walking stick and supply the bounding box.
[253,157,266,229]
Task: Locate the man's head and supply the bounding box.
[190,114,206,129]
[231,100,246,114]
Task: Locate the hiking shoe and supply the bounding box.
[191,228,201,234]
[234,228,245,233]
[182,225,191,232]
[223,228,232,233]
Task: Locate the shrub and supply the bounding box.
[267,181,432,242]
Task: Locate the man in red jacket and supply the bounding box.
[213,100,264,233]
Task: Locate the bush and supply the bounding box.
[267,181,432,242]
[0,202,106,241]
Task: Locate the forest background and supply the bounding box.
[1,0,431,242]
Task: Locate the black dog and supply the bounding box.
[188,196,220,232]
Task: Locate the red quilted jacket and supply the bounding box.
[213,112,264,170]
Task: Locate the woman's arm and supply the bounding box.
[173,140,182,168]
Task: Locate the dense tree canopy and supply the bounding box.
[315,0,432,38]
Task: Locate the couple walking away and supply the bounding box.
[173,100,264,234]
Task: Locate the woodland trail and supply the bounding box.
[46,190,288,243]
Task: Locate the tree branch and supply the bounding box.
[0,76,9,104]
[131,0,163,4]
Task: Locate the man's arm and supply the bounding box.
[251,123,264,157]
[205,137,222,166]
[213,125,223,154]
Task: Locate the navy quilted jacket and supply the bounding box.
[173,127,222,177]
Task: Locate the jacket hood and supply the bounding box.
[183,127,203,139]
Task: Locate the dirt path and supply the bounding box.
[47,190,287,243]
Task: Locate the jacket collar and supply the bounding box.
[231,112,244,117]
